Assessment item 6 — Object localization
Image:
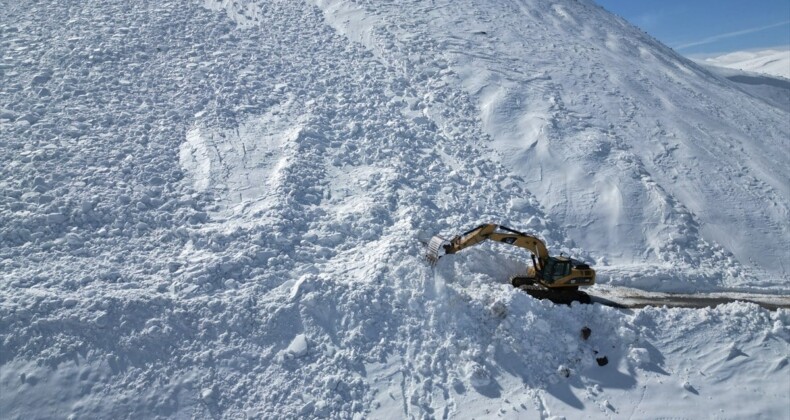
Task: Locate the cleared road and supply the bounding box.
[588,286,790,311]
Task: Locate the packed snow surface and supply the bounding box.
[1,0,788,419]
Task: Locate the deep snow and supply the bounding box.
[1,0,788,418]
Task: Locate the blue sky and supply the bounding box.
[595,0,790,56]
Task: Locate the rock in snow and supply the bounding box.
[0,0,787,419]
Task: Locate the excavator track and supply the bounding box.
[510,276,592,305]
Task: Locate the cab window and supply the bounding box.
[542,257,571,283]
[556,260,571,277]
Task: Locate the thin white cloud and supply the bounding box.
[674,20,790,50]
[634,11,661,29]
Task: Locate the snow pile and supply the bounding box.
[1,0,788,418]
[702,49,790,80]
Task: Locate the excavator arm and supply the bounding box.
[427,223,549,266]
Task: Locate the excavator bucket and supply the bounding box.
[426,236,448,265]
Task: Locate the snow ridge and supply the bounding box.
[703,49,790,80]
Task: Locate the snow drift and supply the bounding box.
[1,0,788,418]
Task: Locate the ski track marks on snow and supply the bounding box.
[1,0,788,419]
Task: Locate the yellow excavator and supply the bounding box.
[426,223,596,304]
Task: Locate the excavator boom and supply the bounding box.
[427,223,548,264]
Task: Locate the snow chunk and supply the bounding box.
[557,365,571,378]
[200,387,216,401]
[31,71,53,85]
[466,362,491,388]
[725,343,748,361]
[290,275,316,300]
[285,334,309,358]
[682,380,698,394]
[628,347,651,367]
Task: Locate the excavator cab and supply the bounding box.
[540,256,572,284]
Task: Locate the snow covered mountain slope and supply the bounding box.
[1,0,788,419]
[309,0,790,291]
[701,63,790,113]
[702,49,790,80]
